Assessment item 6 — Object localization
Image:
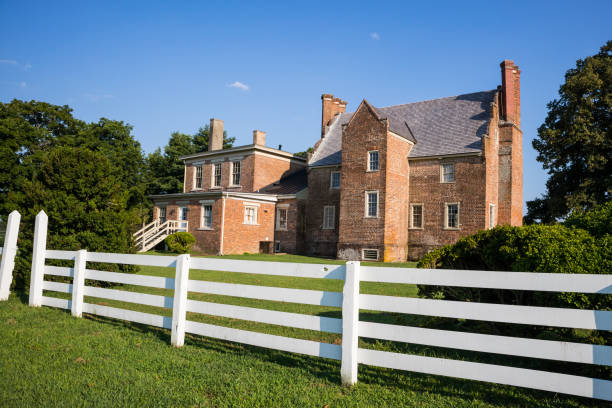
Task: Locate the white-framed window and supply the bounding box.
[212,163,222,187]
[365,191,379,218]
[362,248,379,261]
[489,203,496,229]
[322,205,335,229]
[410,204,423,229]
[445,203,460,229]
[201,204,213,229]
[367,150,379,171]
[441,163,455,183]
[244,206,258,225]
[330,171,341,189]
[179,206,188,221]
[195,165,203,189]
[158,206,166,223]
[276,207,288,231]
[231,161,241,186]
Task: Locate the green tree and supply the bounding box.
[526,41,611,223]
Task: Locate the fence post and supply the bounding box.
[71,249,87,317]
[171,254,190,347]
[341,261,360,385]
[0,210,21,300]
[29,210,48,307]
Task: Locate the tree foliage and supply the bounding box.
[526,41,611,223]
[145,125,234,195]
[0,99,145,289]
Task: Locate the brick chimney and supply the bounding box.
[209,118,224,151]
[253,130,266,146]
[500,60,521,126]
[321,94,347,137]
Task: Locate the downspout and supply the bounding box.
[219,193,227,255]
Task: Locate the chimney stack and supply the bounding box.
[321,94,347,137]
[500,60,521,126]
[209,118,224,151]
[253,130,266,146]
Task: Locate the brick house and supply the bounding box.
[149,60,522,261]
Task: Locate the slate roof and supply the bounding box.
[308,90,496,167]
[258,168,308,195]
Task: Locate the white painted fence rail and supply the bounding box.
[17,210,612,401]
[0,211,21,300]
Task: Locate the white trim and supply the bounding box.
[230,160,241,187]
[219,194,226,255]
[444,202,460,230]
[180,144,307,162]
[489,203,496,229]
[210,158,225,164]
[277,203,290,209]
[361,248,379,261]
[366,150,379,172]
[198,200,215,204]
[212,162,222,187]
[242,201,261,207]
[409,203,424,229]
[176,200,190,205]
[243,205,258,225]
[200,203,213,229]
[364,190,379,218]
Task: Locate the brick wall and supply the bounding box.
[338,102,388,261]
[274,198,299,253]
[407,155,487,260]
[252,153,303,191]
[222,198,275,254]
[303,166,341,257]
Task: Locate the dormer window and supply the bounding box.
[213,163,222,187]
[367,151,379,171]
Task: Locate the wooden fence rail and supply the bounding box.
[4,210,612,401]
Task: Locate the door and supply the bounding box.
[178,207,188,231]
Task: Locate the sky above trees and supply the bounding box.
[0,0,610,212]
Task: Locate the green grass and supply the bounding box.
[0,253,605,407]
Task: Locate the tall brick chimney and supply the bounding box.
[253,130,266,146]
[209,118,224,151]
[321,94,347,137]
[500,60,521,126]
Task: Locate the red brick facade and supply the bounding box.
[151,60,523,261]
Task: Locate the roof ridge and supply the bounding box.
[376,89,497,110]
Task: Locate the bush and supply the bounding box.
[165,232,196,254]
[418,224,610,310]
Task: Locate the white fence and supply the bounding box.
[0,210,20,300]
[9,211,612,401]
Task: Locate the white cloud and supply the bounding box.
[228,81,249,91]
[19,81,26,88]
[370,32,380,40]
[0,59,18,65]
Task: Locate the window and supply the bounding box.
[195,166,203,189]
[367,151,379,171]
[179,206,188,221]
[441,163,455,183]
[276,208,288,230]
[244,206,258,225]
[330,171,341,189]
[275,241,281,253]
[231,161,241,186]
[445,203,460,229]
[362,249,379,261]
[201,204,212,229]
[489,203,496,229]
[411,204,423,229]
[365,191,378,218]
[323,205,335,229]
[213,163,222,187]
[158,206,166,223]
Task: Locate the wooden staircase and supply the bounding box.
[133,219,188,252]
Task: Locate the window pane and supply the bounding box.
[195,166,203,189]
[367,192,378,217]
[331,172,340,188]
[447,204,458,228]
[202,205,212,228]
[412,205,422,228]
[232,161,241,185]
[277,208,287,230]
[214,163,222,186]
[369,151,379,171]
[443,163,455,182]
[323,206,335,229]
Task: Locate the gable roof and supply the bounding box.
[308,90,496,167]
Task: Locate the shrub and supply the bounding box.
[165,232,196,254]
[418,224,610,309]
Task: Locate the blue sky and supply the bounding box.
[1,1,610,211]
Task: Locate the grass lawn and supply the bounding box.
[0,253,605,407]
